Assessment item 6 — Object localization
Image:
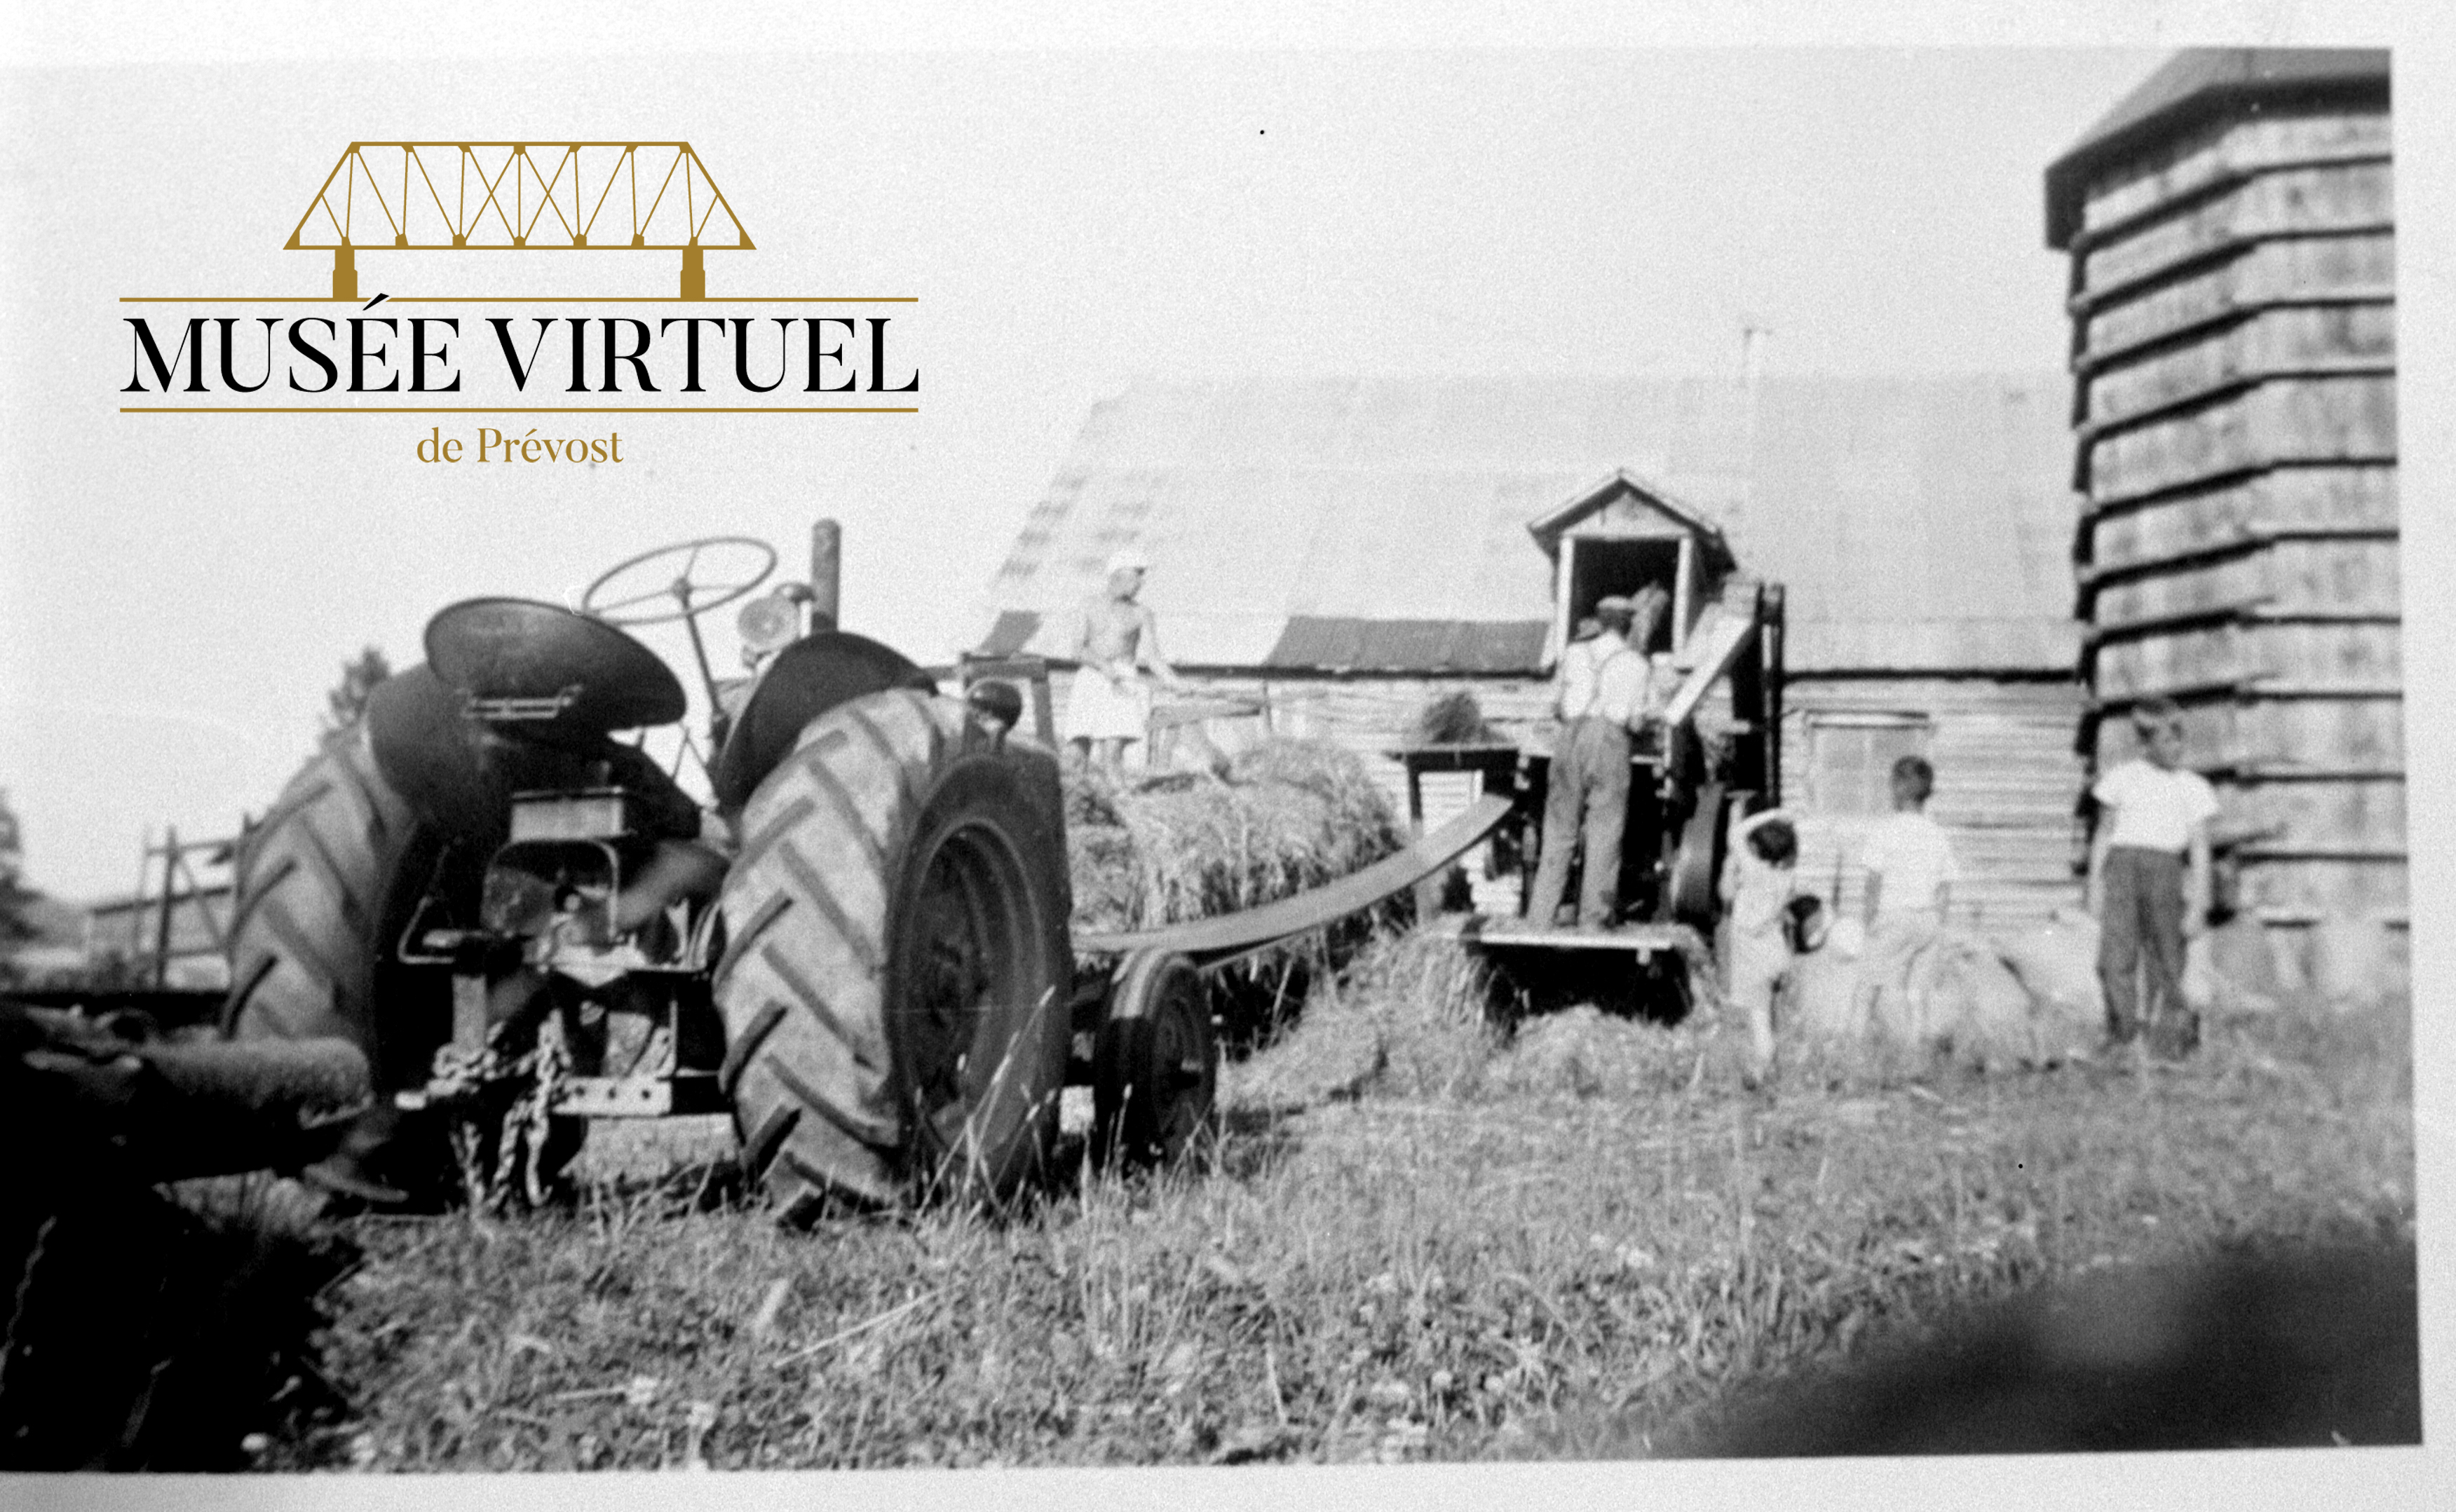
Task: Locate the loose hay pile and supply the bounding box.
[1491,1004,1713,1100]
[1067,739,1410,1041]
[1228,929,1502,1107]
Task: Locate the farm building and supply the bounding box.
[2044,48,2401,947]
[974,373,2087,927]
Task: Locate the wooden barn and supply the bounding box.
[2044,48,2401,948]
[975,374,2086,927]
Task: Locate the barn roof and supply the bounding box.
[976,373,2081,676]
[2044,48,2390,250]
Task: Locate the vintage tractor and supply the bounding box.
[219,530,1230,1215]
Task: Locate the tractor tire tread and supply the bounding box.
[716,688,1068,1218]
[717,691,970,1211]
[224,727,416,1048]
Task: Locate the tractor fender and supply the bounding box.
[365,663,509,845]
[710,631,937,812]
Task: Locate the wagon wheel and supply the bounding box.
[1092,950,1219,1169]
[1662,781,1729,928]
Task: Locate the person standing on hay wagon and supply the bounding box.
[2089,697,2218,1060]
[1068,547,1189,768]
[1526,585,1673,929]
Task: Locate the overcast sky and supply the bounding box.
[0,35,2352,899]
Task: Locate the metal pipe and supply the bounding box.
[152,827,177,989]
[810,519,841,632]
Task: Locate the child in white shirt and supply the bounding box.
[1863,755,1959,942]
[2090,698,2219,1056]
[1720,807,1800,1088]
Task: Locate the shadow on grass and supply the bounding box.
[1641,1239,2421,1456]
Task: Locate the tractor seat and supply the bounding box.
[425,597,686,735]
[367,662,703,847]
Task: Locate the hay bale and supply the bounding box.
[1856,929,2096,1074]
[1932,941,2059,1072]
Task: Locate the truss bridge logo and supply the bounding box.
[120,139,918,419]
[291,142,748,300]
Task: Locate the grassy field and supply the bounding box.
[267,937,2414,1471]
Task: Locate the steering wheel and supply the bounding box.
[582,536,778,627]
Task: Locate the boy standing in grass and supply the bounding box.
[1856,756,1961,1039]
[2089,698,2217,1059]
[1721,806,1800,1089]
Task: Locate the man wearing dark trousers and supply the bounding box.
[1526,587,1669,929]
[2089,697,2218,1058]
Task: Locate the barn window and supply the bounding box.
[1807,713,1934,815]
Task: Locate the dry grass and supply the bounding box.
[267,941,2414,1471]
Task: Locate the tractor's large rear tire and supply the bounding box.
[222,724,455,1201]
[714,689,1073,1220]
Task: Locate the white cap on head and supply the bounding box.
[1105,547,1152,576]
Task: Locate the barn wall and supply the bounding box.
[1779,679,2088,932]
[2064,92,2403,926]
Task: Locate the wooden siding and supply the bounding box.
[1780,680,2085,932]
[2077,107,2391,240]
[2092,622,2399,702]
[2091,539,2400,632]
[2093,693,2403,774]
[2081,232,2394,367]
[2087,465,2396,578]
[2084,376,2396,507]
[2077,160,2391,301]
[2064,95,2402,926]
[2083,305,2394,429]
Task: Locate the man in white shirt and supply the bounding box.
[1525,587,1670,928]
[2089,697,2220,1056]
